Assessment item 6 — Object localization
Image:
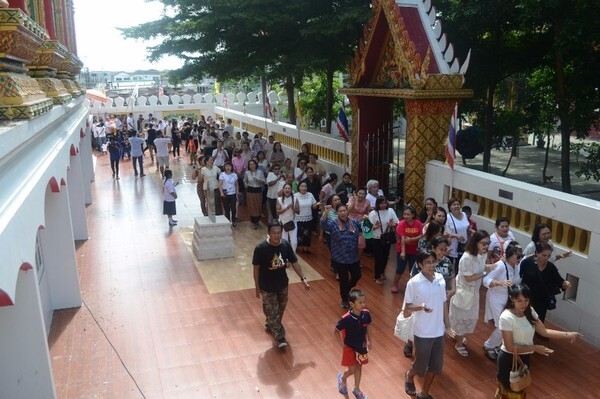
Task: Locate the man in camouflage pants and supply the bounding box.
[253,219,310,348]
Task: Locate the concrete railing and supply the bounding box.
[425,160,600,346]
[84,92,352,178]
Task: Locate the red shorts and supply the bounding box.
[341,345,369,367]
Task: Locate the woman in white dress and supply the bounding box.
[293,181,320,253]
[276,183,298,252]
[449,229,496,356]
[445,197,471,272]
[482,241,522,360]
[201,156,222,216]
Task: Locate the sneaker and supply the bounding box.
[277,338,288,348]
[352,388,368,399]
[169,221,177,226]
[337,372,348,395]
[374,278,384,285]
[340,300,350,309]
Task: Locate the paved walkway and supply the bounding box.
[47,150,600,398]
[458,137,600,201]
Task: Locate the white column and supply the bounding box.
[79,126,95,202]
[0,268,57,399]
[67,151,89,240]
[41,187,82,309]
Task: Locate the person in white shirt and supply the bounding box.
[266,165,284,222]
[263,135,275,161]
[126,112,136,132]
[404,250,456,399]
[218,162,239,226]
[489,217,516,259]
[153,131,171,176]
[162,169,178,226]
[211,139,229,168]
[223,118,234,137]
[482,241,522,360]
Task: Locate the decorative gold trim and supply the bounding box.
[340,86,472,99]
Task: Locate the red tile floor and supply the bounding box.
[49,151,600,398]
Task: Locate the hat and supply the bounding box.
[361,219,374,239]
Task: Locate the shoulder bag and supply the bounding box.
[509,353,532,391]
[451,269,475,310]
[378,211,397,245]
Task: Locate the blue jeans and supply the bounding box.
[132,156,143,176]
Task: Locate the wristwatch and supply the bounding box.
[482,270,488,277]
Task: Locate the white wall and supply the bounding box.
[425,160,600,346]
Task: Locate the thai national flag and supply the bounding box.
[336,107,350,142]
[265,95,272,119]
[446,105,458,170]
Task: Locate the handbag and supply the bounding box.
[452,283,476,310]
[283,220,295,232]
[393,305,414,342]
[509,353,532,391]
[377,211,397,245]
[449,214,466,254]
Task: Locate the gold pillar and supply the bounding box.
[402,74,471,210]
[403,99,456,209]
[0,8,53,119]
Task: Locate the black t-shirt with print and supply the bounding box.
[252,240,298,292]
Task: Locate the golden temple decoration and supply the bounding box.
[0,8,53,120]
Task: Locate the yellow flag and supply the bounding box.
[214,79,220,95]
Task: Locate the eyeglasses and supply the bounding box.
[480,241,490,246]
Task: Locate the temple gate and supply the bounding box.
[341,0,472,209]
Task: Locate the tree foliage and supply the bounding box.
[121,0,369,126]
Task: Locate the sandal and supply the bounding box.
[337,372,348,394]
[404,371,416,396]
[391,286,399,294]
[403,343,413,358]
[352,389,368,399]
[455,345,469,357]
[462,337,468,346]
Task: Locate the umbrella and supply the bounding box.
[86,89,109,103]
[456,127,484,159]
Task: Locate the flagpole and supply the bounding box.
[296,92,302,151]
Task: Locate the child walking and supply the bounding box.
[163,169,178,226]
[335,289,371,399]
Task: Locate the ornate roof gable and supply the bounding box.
[349,0,471,90]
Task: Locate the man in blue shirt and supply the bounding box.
[128,132,146,177]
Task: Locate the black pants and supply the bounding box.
[222,194,237,222]
[110,159,120,177]
[373,238,391,279]
[266,197,278,222]
[333,260,361,302]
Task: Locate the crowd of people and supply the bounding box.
[94,112,582,399]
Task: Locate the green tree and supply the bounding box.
[436,0,549,172]
[519,0,600,192]
[122,0,369,128]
